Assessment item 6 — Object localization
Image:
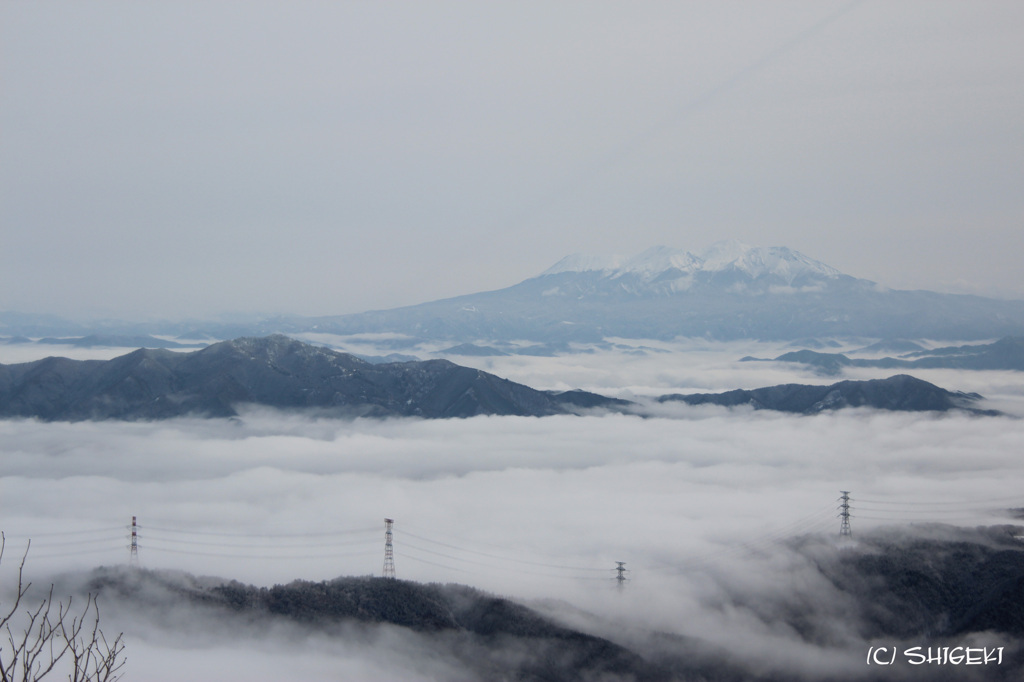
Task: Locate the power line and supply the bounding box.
[0,526,124,538]
[856,495,1023,506]
[141,534,378,550]
[143,545,381,561]
[398,520,606,561]
[395,551,474,575]
[397,527,608,572]
[396,540,608,581]
[143,524,379,539]
[855,506,993,515]
[3,534,124,548]
[23,545,126,561]
[9,484,1018,584]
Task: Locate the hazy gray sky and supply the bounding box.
[3,1,1023,320]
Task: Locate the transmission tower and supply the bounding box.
[615,561,628,588]
[129,515,139,566]
[383,518,396,579]
[837,491,852,537]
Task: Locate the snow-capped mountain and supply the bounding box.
[6,241,1024,346]
[539,241,846,297]
[543,241,841,283]
[267,240,1024,346]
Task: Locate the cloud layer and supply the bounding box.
[2,343,1022,680]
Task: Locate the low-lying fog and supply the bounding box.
[2,338,1022,680]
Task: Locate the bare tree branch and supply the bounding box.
[1,533,126,682]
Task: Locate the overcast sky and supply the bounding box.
[3,1,1023,321]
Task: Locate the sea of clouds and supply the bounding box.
[2,338,1022,680]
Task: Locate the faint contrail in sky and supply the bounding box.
[502,0,867,229]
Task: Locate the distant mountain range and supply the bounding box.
[0,336,995,421]
[5,241,1024,345]
[744,336,1024,376]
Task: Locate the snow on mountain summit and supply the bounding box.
[696,240,842,280]
[618,246,701,276]
[540,241,842,284]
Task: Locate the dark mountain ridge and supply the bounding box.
[658,374,996,415]
[0,335,616,421]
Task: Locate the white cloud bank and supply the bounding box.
[2,348,1023,680]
